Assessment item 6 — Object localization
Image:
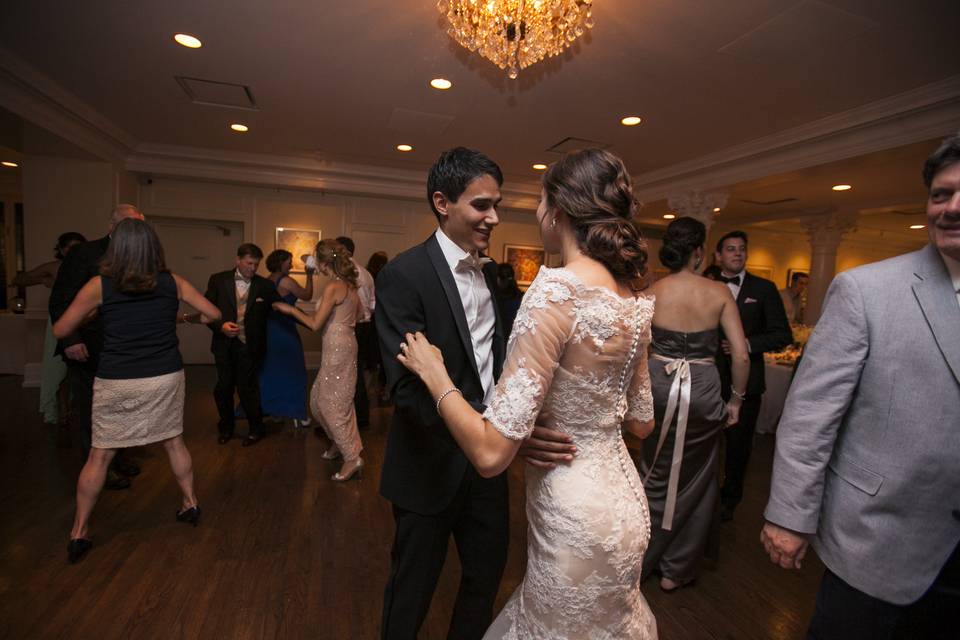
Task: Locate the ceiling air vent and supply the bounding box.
[175,76,258,111]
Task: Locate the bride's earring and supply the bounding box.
[550,216,557,229]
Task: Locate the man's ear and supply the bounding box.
[432,191,449,220]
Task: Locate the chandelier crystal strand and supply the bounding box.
[439,0,594,78]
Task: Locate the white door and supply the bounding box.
[151,216,243,364]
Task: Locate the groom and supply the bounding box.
[376,147,509,639]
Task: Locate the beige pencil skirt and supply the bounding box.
[92,370,185,449]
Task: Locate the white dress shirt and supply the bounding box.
[940,250,960,309]
[435,228,496,405]
[352,259,376,323]
[235,269,251,343]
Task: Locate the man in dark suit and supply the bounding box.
[714,230,792,522]
[204,243,280,447]
[49,204,145,489]
[376,148,510,639]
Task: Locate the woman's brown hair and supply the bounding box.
[315,239,359,287]
[542,149,647,283]
[99,218,168,293]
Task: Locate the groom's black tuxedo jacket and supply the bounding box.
[375,234,506,515]
[717,271,792,397]
[204,270,280,364]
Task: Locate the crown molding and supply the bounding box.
[633,75,960,202]
[127,143,543,211]
[0,47,139,162]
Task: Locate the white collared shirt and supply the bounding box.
[723,270,745,300]
[435,228,496,405]
[940,250,960,309]
[352,259,376,323]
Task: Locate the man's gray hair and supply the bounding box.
[110,203,143,225]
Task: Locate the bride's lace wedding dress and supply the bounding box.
[482,267,657,639]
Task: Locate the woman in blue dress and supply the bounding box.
[259,250,314,426]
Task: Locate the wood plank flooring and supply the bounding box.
[0,366,822,639]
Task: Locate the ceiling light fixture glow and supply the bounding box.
[430,78,453,90]
[1,161,18,168]
[396,144,413,152]
[532,163,547,171]
[663,214,676,220]
[831,184,852,191]
[230,123,249,132]
[713,207,721,212]
[174,34,202,49]
[909,224,926,230]
[621,116,642,126]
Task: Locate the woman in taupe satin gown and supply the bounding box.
[273,239,364,481]
[637,217,750,591]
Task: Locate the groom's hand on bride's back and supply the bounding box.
[519,419,577,469]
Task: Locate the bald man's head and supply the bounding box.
[109,204,145,232]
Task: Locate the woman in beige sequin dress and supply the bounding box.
[273,239,364,481]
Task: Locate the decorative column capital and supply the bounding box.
[666,190,728,229]
[802,212,858,252]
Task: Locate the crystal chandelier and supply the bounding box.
[438,0,595,79]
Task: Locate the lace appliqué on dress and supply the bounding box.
[509,275,575,351]
[483,359,543,440]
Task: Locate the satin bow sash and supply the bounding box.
[643,354,715,531]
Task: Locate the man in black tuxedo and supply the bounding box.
[204,243,280,447]
[714,230,792,521]
[49,204,145,488]
[376,147,511,640]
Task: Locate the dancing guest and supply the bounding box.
[637,217,749,591]
[494,262,523,342]
[204,243,280,447]
[336,236,375,429]
[259,249,313,427]
[50,205,145,489]
[366,251,389,399]
[779,271,809,324]
[12,231,86,424]
[52,218,221,563]
[273,239,364,481]
[713,230,791,521]
[396,149,658,638]
[366,251,388,280]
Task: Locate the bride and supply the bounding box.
[398,149,658,638]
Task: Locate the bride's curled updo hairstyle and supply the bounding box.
[659,216,706,273]
[543,149,647,282]
[315,239,359,287]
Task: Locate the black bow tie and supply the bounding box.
[719,274,742,285]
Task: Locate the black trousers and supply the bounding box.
[213,339,265,438]
[381,467,509,640]
[720,393,762,510]
[808,541,960,640]
[354,322,374,427]
[66,360,126,469]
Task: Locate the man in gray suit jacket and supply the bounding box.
[762,135,960,639]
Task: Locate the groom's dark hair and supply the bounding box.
[427,147,503,221]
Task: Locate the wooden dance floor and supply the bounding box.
[1,366,823,639]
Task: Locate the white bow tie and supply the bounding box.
[457,254,492,273]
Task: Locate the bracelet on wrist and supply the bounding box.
[730,387,746,401]
[435,387,462,415]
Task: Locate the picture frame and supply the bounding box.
[275,227,322,273]
[746,263,774,282]
[502,244,546,287]
[786,268,809,287]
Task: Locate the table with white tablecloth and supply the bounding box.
[756,361,796,434]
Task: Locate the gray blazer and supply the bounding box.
[764,244,960,605]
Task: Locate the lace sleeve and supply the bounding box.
[483,271,576,440]
[624,346,654,422]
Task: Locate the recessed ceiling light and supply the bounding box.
[230,123,249,132]
[174,34,202,49]
[396,144,413,152]
[909,224,926,230]
[663,213,676,220]
[713,207,721,212]
[621,116,643,126]
[831,184,852,191]
[430,78,453,90]
[1,161,18,168]
[532,163,547,171]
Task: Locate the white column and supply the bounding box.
[667,190,728,233]
[801,212,857,324]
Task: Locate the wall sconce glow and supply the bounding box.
[174,34,202,48]
[909,224,926,230]
[430,78,453,90]
[663,213,676,220]
[532,163,547,171]
[230,123,249,132]
[831,184,852,191]
[713,207,721,212]
[621,116,643,126]
[1,161,18,168]
[396,144,413,152]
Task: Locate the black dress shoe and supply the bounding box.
[112,460,141,477]
[241,435,262,447]
[67,538,93,564]
[105,470,131,491]
[176,505,202,527]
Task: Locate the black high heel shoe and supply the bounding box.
[176,505,202,527]
[67,538,93,564]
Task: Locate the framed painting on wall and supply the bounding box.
[786,268,809,287]
[503,244,545,287]
[275,227,321,273]
[746,264,774,282]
